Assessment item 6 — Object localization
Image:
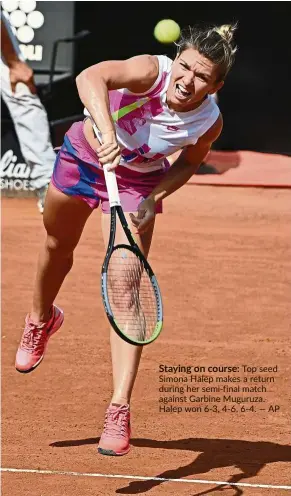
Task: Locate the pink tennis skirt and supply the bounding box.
[51,121,167,214]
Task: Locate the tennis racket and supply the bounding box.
[101,165,163,345]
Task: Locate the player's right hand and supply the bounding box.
[97,131,121,170]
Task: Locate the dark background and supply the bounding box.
[73,1,291,154]
[2,1,291,155]
[28,1,75,73]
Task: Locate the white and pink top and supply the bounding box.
[85,55,220,173]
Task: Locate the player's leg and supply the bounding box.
[30,184,93,322]
[98,211,156,455]
[15,184,94,373]
[102,212,156,404]
[15,127,101,373]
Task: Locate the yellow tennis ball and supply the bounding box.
[154,19,181,44]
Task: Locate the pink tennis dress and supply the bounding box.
[52,55,219,213]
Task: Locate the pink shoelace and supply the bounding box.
[103,405,130,439]
[20,321,46,353]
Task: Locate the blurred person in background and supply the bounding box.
[1,12,55,213]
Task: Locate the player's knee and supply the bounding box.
[45,234,76,258]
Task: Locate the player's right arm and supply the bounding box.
[76,55,159,170]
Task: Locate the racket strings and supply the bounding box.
[107,248,158,341]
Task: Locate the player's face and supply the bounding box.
[167,48,224,111]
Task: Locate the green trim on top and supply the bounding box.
[111,97,150,123]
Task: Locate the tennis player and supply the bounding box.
[15,23,237,456]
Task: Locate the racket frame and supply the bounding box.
[101,166,163,345]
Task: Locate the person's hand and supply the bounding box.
[129,197,156,234]
[9,61,36,94]
[97,130,121,170]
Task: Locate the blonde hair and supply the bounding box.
[176,22,238,81]
[213,24,237,45]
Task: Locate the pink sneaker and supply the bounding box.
[98,404,131,456]
[15,305,64,373]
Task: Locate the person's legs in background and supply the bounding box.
[1,62,56,213]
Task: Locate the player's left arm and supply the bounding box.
[130,115,223,233]
[149,114,223,203]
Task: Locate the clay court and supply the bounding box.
[2,162,291,494]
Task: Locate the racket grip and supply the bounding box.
[104,164,121,207]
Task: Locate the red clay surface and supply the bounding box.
[2,185,291,495]
[191,151,291,188]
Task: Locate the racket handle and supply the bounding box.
[104,164,121,207]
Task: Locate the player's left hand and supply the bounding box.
[130,197,156,234]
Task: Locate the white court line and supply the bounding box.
[1,467,291,490]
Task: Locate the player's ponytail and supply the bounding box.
[213,24,237,45]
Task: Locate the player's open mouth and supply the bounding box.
[175,84,191,100]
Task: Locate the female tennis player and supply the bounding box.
[15,23,237,456]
